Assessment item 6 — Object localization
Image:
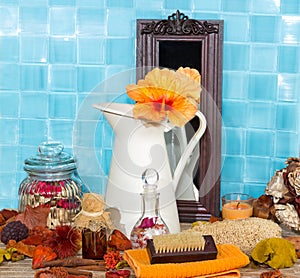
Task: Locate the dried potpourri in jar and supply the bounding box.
[74,193,113,259]
[18,142,83,229]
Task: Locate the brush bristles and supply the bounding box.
[152,232,205,253]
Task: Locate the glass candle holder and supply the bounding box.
[222,193,253,220]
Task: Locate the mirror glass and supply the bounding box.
[159,41,202,71]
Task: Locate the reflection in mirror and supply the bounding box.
[136,11,223,220]
[159,41,202,71]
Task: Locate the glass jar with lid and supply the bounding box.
[18,141,83,229]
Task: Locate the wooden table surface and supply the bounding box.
[1,224,300,278]
[1,257,300,278]
[0,255,109,278]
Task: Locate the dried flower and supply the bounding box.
[289,168,300,195]
[138,217,157,229]
[104,250,123,270]
[56,199,79,209]
[44,225,81,259]
[126,67,201,127]
[30,181,63,198]
[263,157,300,231]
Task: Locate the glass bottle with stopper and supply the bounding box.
[130,168,169,249]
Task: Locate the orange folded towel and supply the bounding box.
[194,269,240,278]
[124,244,249,278]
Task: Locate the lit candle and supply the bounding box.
[222,193,253,220]
[222,202,253,220]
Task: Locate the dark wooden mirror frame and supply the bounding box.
[136,11,223,221]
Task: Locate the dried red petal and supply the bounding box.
[32,245,57,269]
[106,270,130,278]
[138,217,157,228]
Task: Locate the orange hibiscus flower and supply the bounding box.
[126,67,201,127]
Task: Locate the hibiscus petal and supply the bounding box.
[132,102,166,123]
[126,84,153,103]
[145,68,178,93]
[167,97,198,127]
[175,71,201,102]
[177,67,201,84]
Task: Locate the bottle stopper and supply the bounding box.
[142,168,159,192]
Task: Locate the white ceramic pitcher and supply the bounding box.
[94,102,206,237]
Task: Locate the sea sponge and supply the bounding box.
[251,237,297,269]
[190,217,282,255]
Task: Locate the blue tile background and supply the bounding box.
[0,0,299,210]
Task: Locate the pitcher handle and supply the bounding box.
[172,111,207,191]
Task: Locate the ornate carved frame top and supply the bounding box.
[141,10,219,36]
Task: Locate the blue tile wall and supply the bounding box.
[250,0,280,14]
[250,45,277,72]
[250,15,280,43]
[20,6,48,33]
[248,74,278,101]
[0,0,299,210]
[222,0,249,13]
[223,44,250,71]
[278,74,300,102]
[50,37,76,64]
[0,36,19,62]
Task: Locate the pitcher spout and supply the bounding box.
[93,102,134,126]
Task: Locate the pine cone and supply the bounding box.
[0,220,29,244]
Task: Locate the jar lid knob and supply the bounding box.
[38,142,64,157]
